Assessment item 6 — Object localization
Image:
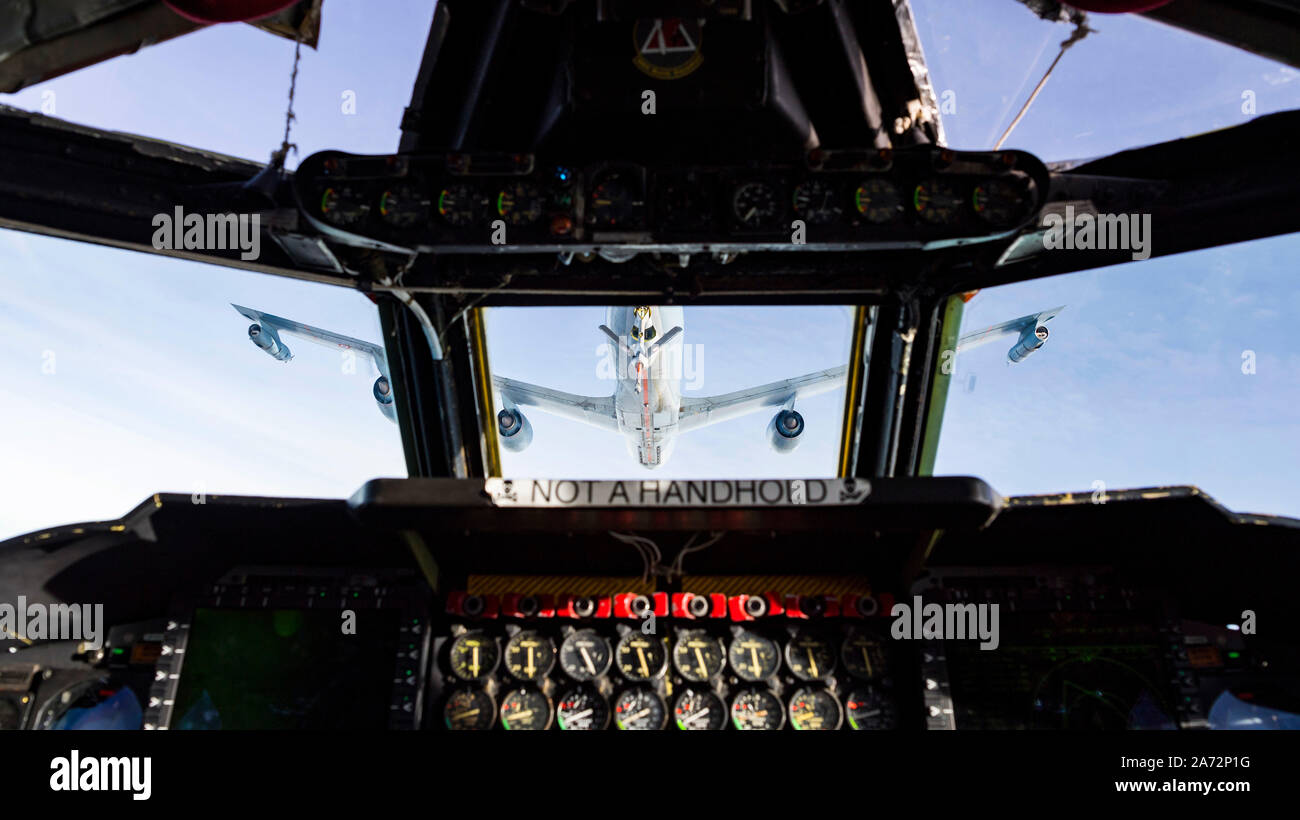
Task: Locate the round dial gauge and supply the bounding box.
[728,630,781,682]
[673,689,725,731]
[845,686,896,731]
[378,185,430,229]
[972,177,1031,227]
[841,633,889,681]
[672,630,725,682]
[792,179,842,225]
[588,171,643,228]
[613,686,667,731]
[731,181,779,228]
[319,186,370,227]
[496,182,544,226]
[559,629,613,681]
[436,183,486,227]
[655,177,711,230]
[500,687,552,731]
[616,633,668,681]
[788,687,843,731]
[448,631,499,681]
[443,688,496,731]
[913,179,964,225]
[556,685,610,731]
[853,178,903,224]
[504,631,556,681]
[730,688,785,731]
[785,630,837,681]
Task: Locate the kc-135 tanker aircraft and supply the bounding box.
[232,302,1062,469]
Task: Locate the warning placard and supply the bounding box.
[484,478,871,508]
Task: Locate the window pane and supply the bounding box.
[485,305,857,477]
[933,233,1300,518]
[0,229,407,540]
[911,0,1300,160]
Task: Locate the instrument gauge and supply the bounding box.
[792,179,842,225]
[913,179,964,225]
[728,630,780,682]
[615,633,668,681]
[443,688,496,731]
[588,171,643,228]
[559,629,613,681]
[673,689,725,731]
[378,185,429,229]
[730,688,784,731]
[672,630,725,682]
[655,176,711,230]
[731,181,780,229]
[841,632,889,681]
[436,183,486,227]
[845,686,896,731]
[504,630,556,681]
[556,685,610,731]
[788,687,843,731]
[613,686,667,730]
[448,631,499,681]
[318,185,370,227]
[785,630,837,681]
[496,181,544,226]
[972,177,1032,228]
[500,687,553,731]
[853,178,903,224]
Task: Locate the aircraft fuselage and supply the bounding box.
[606,306,685,469]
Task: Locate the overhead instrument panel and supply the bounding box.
[292,147,1050,256]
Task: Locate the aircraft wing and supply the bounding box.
[493,376,620,432]
[677,365,848,433]
[956,305,1065,353]
[231,303,388,377]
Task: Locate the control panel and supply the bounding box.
[434,588,901,730]
[293,146,1050,256]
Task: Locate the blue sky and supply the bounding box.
[2,1,1299,539]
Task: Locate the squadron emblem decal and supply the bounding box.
[632,18,704,80]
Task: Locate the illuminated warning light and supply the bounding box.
[1000,151,1017,167]
[876,148,892,163]
[937,149,954,166]
[550,215,574,236]
[322,158,339,173]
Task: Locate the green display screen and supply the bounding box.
[171,607,401,730]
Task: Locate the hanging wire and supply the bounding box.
[993,17,1094,150]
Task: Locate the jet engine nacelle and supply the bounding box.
[766,408,805,454]
[248,323,291,361]
[1007,325,1049,363]
[497,408,534,452]
[374,376,396,422]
